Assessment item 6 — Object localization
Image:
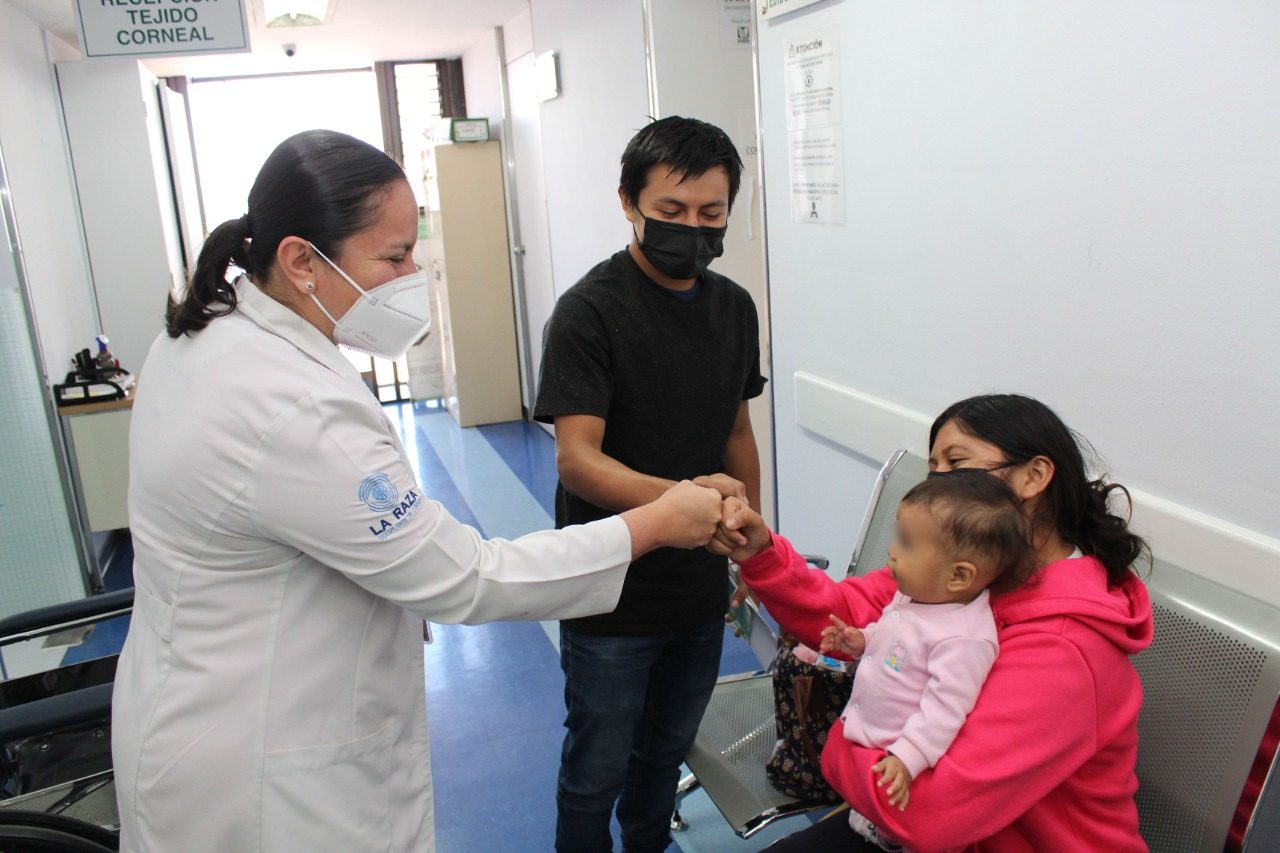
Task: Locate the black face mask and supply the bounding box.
[634,216,726,280]
[926,462,1016,480]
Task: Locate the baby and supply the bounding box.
[730,471,1033,850]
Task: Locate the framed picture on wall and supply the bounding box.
[449,118,490,143]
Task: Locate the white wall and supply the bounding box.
[58,59,186,376]
[462,28,505,140]
[0,0,98,379]
[499,9,561,416]
[648,0,776,523]
[503,6,534,61]
[757,3,1280,594]
[529,0,651,290]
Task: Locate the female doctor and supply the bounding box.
[112,129,725,852]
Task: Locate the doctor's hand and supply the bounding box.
[621,480,723,559]
[708,497,772,563]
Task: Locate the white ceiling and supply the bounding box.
[8,0,527,78]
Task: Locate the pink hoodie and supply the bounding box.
[738,534,1153,852]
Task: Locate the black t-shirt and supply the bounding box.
[534,249,766,635]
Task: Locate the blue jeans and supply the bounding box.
[554,622,724,853]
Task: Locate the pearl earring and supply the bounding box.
[304,281,315,291]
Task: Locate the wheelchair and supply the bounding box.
[0,589,131,851]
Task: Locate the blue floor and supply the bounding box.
[59,534,133,666]
[51,400,809,851]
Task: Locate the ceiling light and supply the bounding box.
[263,0,333,28]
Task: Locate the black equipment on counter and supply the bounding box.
[53,337,133,407]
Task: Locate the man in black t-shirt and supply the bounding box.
[534,116,765,853]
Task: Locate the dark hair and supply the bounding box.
[618,116,744,211]
[165,130,405,337]
[902,473,1035,592]
[929,394,1149,585]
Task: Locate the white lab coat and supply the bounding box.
[113,279,632,852]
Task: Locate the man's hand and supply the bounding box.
[729,580,758,609]
[693,473,747,502]
[873,753,912,810]
[820,614,866,659]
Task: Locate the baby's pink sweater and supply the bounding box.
[842,591,997,779]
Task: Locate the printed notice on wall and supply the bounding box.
[720,0,752,51]
[759,0,827,21]
[785,29,840,130]
[789,127,844,225]
[785,30,844,224]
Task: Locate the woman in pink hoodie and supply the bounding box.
[716,394,1154,852]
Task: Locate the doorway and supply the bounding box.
[185,67,444,404]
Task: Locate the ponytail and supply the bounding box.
[1074,479,1150,584]
[164,130,406,339]
[164,215,253,337]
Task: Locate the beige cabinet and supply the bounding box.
[59,396,133,533]
[422,141,523,427]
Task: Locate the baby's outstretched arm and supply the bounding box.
[819,613,866,659]
[873,753,912,810]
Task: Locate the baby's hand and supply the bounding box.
[819,614,865,659]
[873,753,912,810]
[710,497,772,562]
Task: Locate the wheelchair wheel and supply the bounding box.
[0,809,118,852]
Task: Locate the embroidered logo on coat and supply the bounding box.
[884,641,909,673]
[366,488,423,540]
[358,473,399,513]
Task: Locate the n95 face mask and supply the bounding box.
[308,242,432,360]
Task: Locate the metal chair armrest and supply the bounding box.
[0,590,134,647]
[0,683,114,742]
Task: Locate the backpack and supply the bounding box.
[765,634,855,802]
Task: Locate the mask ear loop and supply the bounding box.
[630,214,645,247]
[308,242,373,299]
[308,289,342,328]
[303,244,348,329]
